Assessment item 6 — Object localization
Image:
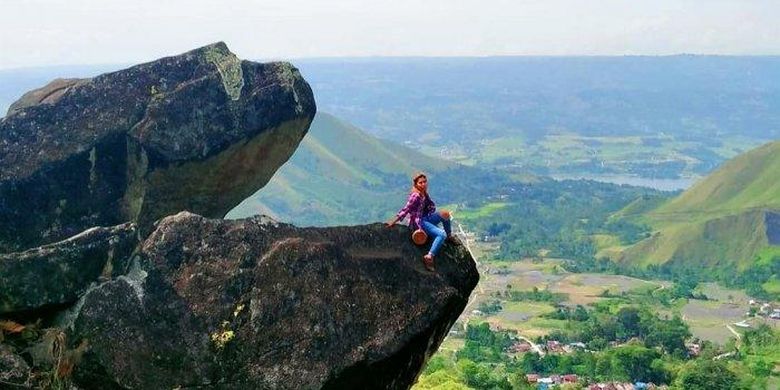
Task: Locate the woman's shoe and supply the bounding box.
[423,254,435,272]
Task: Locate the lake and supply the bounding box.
[551,174,698,191]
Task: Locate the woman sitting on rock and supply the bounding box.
[386,172,453,271]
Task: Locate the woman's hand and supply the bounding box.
[385,217,397,227]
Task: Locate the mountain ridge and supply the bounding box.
[229,112,497,226]
[610,141,780,276]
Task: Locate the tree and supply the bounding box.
[459,360,512,390]
[643,315,690,357]
[415,369,470,390]
[423,355,453,374]
[750,358,772,378]
[616,307,641,337]
[676,360,740,390]
[606,345,665,383]
[572,305,589,321]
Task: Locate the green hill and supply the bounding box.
[649,141,780,223]
[227,112,495,226]
[609,141,780,293]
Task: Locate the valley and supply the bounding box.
[416,217,780,389]
[2,62,778,388]
[211,104,778,387]
[3,3,779,389]
[296,56,780,181]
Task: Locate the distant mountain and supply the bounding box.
[6,58,779,179]
[611,141,780,282]
[297,56,780,143]
[227,112,501,226]
[296,56,780,178]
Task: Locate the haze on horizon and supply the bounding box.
[1,0,780,70]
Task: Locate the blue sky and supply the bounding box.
[1,0,779,69]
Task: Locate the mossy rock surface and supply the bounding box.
[0,42,316,252]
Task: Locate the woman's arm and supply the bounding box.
[386,192,420,226]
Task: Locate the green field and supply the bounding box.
[448,132,764,180]
[450,202,511,221]
[419,247,780,389]
[454,253,776,346]
[462,259,668,337]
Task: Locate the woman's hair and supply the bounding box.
[410,172,427,194]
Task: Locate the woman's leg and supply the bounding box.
[421,219,447,256]
[441,212,452,236]
[427,211,452,237]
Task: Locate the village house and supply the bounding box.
[562,374,579,383]
[509,341,532,353]
[588,382,666,390]
[546,340,565,353]
[526,373,579,387]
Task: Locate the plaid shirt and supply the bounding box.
[396,191,436,230]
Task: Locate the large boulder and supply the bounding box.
[0,42,316,252]
[0,222,137,314]
[66,212,479,389]
[0,45,478,390]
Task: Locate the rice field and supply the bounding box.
[460,258,771,345]
[468,259,667,336]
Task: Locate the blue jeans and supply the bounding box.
[421,212,451,256]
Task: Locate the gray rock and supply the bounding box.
[68,212,479,389]
[0,42,316,252]
[0,344,31,387]
[0,222,137,313]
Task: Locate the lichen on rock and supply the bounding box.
[204,43,245,101]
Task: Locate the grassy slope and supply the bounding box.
[614,141,780,269]
[649,141,780,224]
[227,112,455,225]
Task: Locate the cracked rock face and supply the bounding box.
[0,42,316,252]
[0,222,137,314]
[67,212,479,390]
[0,44,479,390]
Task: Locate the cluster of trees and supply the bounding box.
[545,305,590,322]
[518,344,670,384]
[541,305,690,357]
[505,286,566,304]
[476,299,502,315]
[574,255,780,301]
[461,179,661,262]
[729,256,780,300]
[455,174,778,300]
[456,322,514,363]
[417,319,765,390]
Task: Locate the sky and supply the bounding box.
[1,0,779,69]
